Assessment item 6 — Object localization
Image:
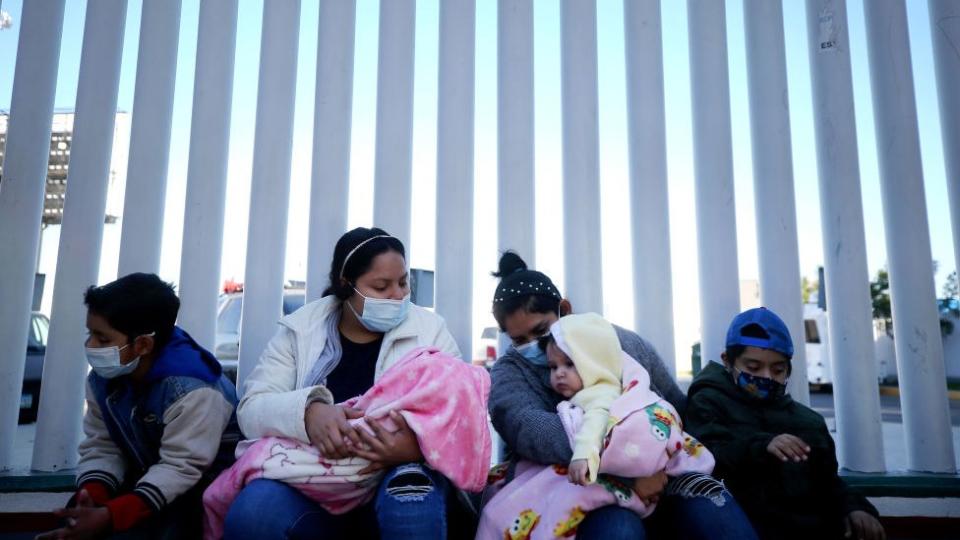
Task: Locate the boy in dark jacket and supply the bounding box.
[685,307,885,540]
[39,273,241,540]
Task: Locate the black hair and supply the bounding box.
[83,273,179,348]
[322,227,406,300]
[491,251,562,331]
[724,323,792,375]
[537,332,555,353]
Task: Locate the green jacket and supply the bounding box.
[686,362,877,540]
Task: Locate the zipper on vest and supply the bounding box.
[106,392,147,471]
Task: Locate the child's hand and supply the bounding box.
[568,459,590,486]
[844,510,885,540]
[36,489,111,540]
[766,434,810,462]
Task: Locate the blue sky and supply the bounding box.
[0,0,955,365]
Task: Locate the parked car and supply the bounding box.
[20,312,49,424]
[214,289,306,380]
[474,326,498,368]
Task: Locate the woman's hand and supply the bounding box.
[567,460,589,486]
[632,470,668,506]
[36,490,111,540]
[352,410,424,474]
[305,402,364,459]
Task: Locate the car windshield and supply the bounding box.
[283,292,305,316]
[217,292,306,335]
[217,297,242,335]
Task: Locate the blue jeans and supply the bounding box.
[222,463,450,540]
[576,473,758,540]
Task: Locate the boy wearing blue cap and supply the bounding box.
[685,308,885,540]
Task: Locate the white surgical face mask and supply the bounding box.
[347,288,411,333]
[85,332,155,379]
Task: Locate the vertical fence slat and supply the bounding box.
[117,0,182,276]
[804,0,885,472]
[178,0,240,351]
[436,0,477,357]
[864,0,955,473]
[497,0,535,265]
[0,0,67,471]
[560,0,603,315]
[373,0,416,247]
[306,0,357,303]
[624,0,676,375]
[32,0,129,472]
[237,1,302,389]
[743,0,810,404]
[687,0,741,365]
[929,0,960,346]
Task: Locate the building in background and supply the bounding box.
[0,110,130,313]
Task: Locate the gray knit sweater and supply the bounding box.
[488,325,686,467]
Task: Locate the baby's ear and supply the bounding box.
[559,299,572,316]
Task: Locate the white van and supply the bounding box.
[802,303,896,388]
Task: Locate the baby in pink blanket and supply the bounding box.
[203,347,491,540]
[478,314,714,539]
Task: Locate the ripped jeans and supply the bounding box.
[222,463,449,540]
[576,473,758,540]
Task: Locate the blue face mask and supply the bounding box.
[347,288,411,333]
[733,368,787,400]
[513,340,548,366]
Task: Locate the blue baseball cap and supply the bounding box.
[725,307,794,358]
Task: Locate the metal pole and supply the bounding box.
[560,0,603,315]
[372,0,416,248]
[436,0,476,358]
[306,0,357,303]
[0,0,66,471]
[237,0,301,389]
[32,0,128,472]
[623,0,676,374]
[687,0,740,365]
[743,0,810,405]
[497,0,535,264]
[116,0,181,276]
[177,0,239,351]
[864,0,955,473]
[804,0,884,472]
[929,0,960,308]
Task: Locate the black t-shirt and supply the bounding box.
[324,332,383,402]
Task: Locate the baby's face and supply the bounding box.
[547,341,583,399]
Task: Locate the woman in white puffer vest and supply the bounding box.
[224,227,463,540]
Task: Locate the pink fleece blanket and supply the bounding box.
[203,347,491,539]
[477,356,714,539]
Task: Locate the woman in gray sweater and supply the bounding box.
[487,252,757,540]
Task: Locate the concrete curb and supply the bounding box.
[880,386,960,401]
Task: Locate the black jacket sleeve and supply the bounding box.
[685,388,778,474]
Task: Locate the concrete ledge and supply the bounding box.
[870,497,960,518]
[841,471,960,499]
[0,470,74,494]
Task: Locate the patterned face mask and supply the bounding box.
[733,368,786,400]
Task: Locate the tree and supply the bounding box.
[869,268,891,323]
[943,271,959,300]
[801,276,818,304]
